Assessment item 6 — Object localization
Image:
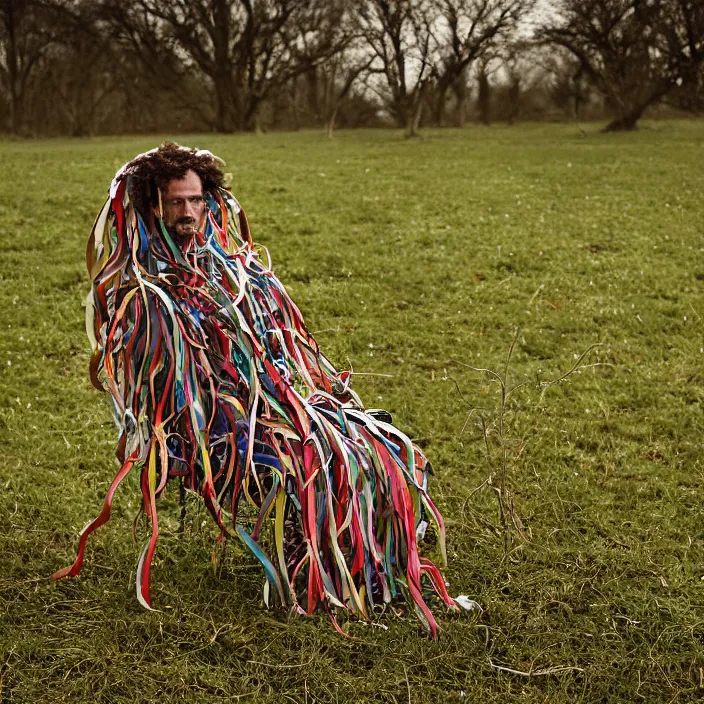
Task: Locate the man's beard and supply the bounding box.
[167,218,197,240]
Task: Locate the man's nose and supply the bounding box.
[184,201,199,219]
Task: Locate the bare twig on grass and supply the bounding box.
[403,663,411,704]
[246,656,316,669]
[527,284,545,306]
[537,343,602,405]
[450,329,600,552]
[490,660,585,677]
[453,330,528,551]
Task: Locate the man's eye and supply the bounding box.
[168,197,203,207]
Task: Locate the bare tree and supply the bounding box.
[30,0,119,136]
[497,40,542,124]
[287,0,372,137]
[476,55,493,124]
[120,0,351,133]
[100,0,211,132]
[136,0,282,132]
[320,49,376,138]
[543,50,592,120]
[502,43,521,124]
[0,0,54,134]
[357,0,438,137]
[540,0,704,131]
[432,0,535,126]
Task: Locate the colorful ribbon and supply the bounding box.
[53,168,457,636]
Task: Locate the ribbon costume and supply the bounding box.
[53,144,457,636]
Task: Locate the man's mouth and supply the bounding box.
[176,220,196,235]
[166,219,198,241]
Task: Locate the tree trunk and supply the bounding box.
[7,48,27,135]
[405,95,423,137]
[215,92,227,132]
[305,66,320,122]
[290,78,300,131]
[325,105,338,139]
[9,85,24,135]
[507,81,520,126]
[433,79,450,126]
[603,109,644,131]
[602,92,656,131]
[453,77,469,128]
[214,80,237,132]
[71,120,90,138]
[456,94,467,127]
[391,93,407,129]
[5,2,23,135]
[572,66,584,121]
[477,69,491,126]
[245,96,264,133]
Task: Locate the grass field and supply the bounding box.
[1,121,703,703]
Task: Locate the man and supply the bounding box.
[54,142,457,637]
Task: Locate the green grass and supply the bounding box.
[1,121,703,702]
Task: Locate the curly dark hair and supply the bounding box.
[126,141,225,219]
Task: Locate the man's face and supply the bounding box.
[159,169,206,240]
